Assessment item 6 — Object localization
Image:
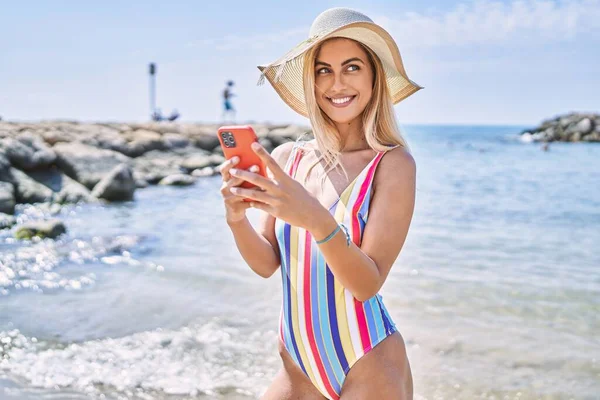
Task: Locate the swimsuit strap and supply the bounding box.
[284,138,307,178]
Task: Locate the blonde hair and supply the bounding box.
[301,38,411,186]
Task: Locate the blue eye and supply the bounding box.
[317,67,330,74]
[347,64,360,72]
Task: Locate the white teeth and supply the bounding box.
[330,96,352,104]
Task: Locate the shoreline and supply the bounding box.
[0,121,312,237]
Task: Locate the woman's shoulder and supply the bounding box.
[375,146,416,187]
[380,145,414,165]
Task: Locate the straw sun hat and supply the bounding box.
[257,7,423,118]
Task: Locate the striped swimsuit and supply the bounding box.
[274,140,398,400]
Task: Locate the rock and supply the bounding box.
[181,124,218,136]
[0,138,33,168]
[135,179,149,188]
[0,136,56,170]
[57,176,96,204]
[522,113,599,143]
[582,132,600,142]
[575,118,593,135]
[94,133,130,155]
[0,149,10,172]
[27,167,97,205]
[0,212,16,230]
[209,153,225,164]
[129,122,182,135]
[259,137,274,153]
[39,129,76,146]
[158,174,196,186]
[0,123,313,198]
[180,153,223,172]
[49,203,62,215]
[267,125,310,146]
[14,218,67,240]
[16,131,57,167]
[131,151,185,184]
[181,154,213,171]
[192,134,220,152]
[163,133,190,148]
[559,115,577,128]
[53,142,131,189]
[253,125,270,138]
[2,168,54,204]
[191,166,216,177]
[552,126,565,141]
[125,129,166,157]
[124,129,161,142]
[91,163,136,201]
[0,181,15,214]
[58,125,132,155]
[213,146,224,156]
[100,123,133,133]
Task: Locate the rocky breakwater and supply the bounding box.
[0,121,311,239]
[520,112,600,143]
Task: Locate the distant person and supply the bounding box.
[222,80,236,122]
[218,7,422,400]
[151,108,179,122]
[167,109,180,121]
[151,108,164,122]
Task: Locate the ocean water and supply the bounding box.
[0,125,598,400]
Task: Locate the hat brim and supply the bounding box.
[257,21,423,118]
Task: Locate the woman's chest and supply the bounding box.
[294,149,378,211]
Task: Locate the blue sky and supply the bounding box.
[0,0,598,126]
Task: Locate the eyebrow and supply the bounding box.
[315,57,365,67]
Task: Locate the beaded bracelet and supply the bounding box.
[316,223,351,246]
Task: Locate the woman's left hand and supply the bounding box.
[229,142,325,230]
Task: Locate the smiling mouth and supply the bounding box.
[327,95,356,107]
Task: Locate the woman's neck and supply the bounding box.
[333,116,369,152]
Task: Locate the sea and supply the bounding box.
[1,124,598,400]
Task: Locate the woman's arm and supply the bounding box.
[308,147,416,301]
[227,141,295,278]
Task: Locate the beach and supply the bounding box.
[1,123,599,399]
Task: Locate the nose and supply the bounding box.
[329,71,347,94]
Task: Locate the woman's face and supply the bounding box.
[314,38,374,124]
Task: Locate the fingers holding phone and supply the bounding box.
[217,125,266,190]
[219,156,260,223]
[217,125,269,224]
[219,155,239,182]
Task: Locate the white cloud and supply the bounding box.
[185,27,307,51]
[184,1,599,53]
[373,0,600,48]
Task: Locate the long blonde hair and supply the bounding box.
[301,38,411,185]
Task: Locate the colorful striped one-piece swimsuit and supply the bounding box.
[274,140,399,400]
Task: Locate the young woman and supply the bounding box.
[219,7,422,400]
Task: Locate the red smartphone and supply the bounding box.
[217,125,267,193]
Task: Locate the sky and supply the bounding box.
[0,0,598,126]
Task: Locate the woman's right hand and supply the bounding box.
[219,156,257,224]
